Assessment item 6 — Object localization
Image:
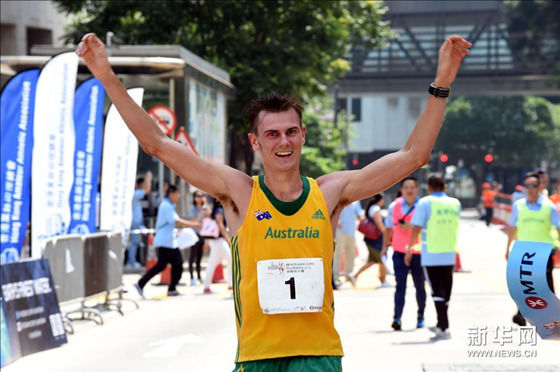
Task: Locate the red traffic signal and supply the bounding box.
[440,153,449,163]
[484,154,494,163]
[352,159,359,166]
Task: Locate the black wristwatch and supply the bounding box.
[428,83,450,99]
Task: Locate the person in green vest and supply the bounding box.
[505,172,560,326]
[405,174,461,340]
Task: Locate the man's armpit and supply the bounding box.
[215,193,239,215]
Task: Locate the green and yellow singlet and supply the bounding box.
[231,175,343,363]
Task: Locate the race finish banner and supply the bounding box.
[31,52,79,257]
[0,69,39,263]
[506,240,560,340]
[99,88,144,237]
[68,78,106,235]
[0,258,67,367]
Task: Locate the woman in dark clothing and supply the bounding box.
[188,191,210,286]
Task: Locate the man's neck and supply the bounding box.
[263,171,303,202]
[527,195,540,204]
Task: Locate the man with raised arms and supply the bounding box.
[76,33,471,371]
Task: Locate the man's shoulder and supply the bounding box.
[158,199,173,210]
[440,195,461,207]
[542,198,557,209]
[510,199,522,213]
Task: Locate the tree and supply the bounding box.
[503,0,560,88]
[436,96,560,189]
[54,0,394,173]
[299,95,351,179]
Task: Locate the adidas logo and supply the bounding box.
[311,209,326,220]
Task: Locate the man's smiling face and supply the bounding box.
[248,108,306,173]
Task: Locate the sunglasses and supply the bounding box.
[523,184,539,189]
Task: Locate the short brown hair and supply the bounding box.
[246,91,303,134]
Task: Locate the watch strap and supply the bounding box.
[428,83,450,98]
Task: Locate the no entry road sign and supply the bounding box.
[148,105,177,135]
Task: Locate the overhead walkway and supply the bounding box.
[340,0,559,96]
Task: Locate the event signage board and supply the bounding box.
[0,69,39,263]
[506,240,560,340]
[31,52,79,257]
[99,88,144,237]
[68,78,106,235]
[0,258,67,367]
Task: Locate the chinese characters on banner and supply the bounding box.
[0,69,39,263]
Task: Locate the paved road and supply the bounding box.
[4,210,560,371]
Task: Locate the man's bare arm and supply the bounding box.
[319,35,471,211]
[404,225,422,266]
[215,213,230,245]
[143,171,153,195]
[505,226,516,260]
[381,228,393,256]
[176,218,201,229]
[76,34,251,204]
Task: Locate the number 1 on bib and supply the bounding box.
[257,258,325,314]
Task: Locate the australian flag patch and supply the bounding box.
[254,210,272,221]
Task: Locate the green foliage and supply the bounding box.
[503,0,560,87]
[299,96,350,178]
[54,0,394,172]
[436,96,560,169]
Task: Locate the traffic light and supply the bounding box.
[440,153,449,163]
[484,154,494,163]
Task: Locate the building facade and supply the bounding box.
[1,1,70,56]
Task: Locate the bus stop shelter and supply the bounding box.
[1,43,235,217]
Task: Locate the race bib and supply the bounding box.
[257,258,324,314]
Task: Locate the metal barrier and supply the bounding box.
[106,232,123,292]
[41,232,138,333]
[83,233,107,298]
[42,235,92,334]
[104,232,139,314]
[127,227,156,265]
[493,193,513,225]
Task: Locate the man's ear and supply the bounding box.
[301,126,306,145]
[248,132,260,151]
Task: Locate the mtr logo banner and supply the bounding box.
[506,241,560,340]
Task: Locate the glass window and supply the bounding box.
[336,98,347,114]
[351,98,361,122]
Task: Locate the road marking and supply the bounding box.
[433,330,466,350]
[143,334,203,358]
